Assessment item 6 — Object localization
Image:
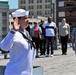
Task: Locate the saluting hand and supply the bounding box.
[13,18,20,31]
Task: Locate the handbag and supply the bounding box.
[39,34,45,40]
[68,38,71,43]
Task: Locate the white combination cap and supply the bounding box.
[12,9,29,17]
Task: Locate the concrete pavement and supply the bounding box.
[34,47,76,75]
[0,47,76,75]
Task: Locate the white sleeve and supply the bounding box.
[0,30,16,51]
[54,23,57,28]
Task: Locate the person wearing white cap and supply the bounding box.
[0,9,36,75]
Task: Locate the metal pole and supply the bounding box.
[52,1,57,50]
[50,0,52,17]
[53,3,55,22]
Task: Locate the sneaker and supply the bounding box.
[36,55,39,58]
[64,53,67,55]
[46,54,49,57]
[62,53,67,55]
[51,54,54,57]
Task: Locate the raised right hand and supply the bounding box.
[13,18,20,31]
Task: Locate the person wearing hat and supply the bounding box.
[0,9,36,75]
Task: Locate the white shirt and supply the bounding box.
[44,22,57,36]
[0,30,36,75]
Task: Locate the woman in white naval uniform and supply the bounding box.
[0,9,36,75]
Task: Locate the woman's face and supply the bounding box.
[34,22,38,26]
[62,18,66,24]
[18,16,29,29]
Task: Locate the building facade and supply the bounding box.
[56,0,76,32]
[0,0,9,41]
[18,0,56,20]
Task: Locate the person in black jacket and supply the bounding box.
[39,20,45,55]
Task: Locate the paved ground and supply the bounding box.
[0,47,76,75]
[34,47,76,75]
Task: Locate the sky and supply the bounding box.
[8,0,18,9]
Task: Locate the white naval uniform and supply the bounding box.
[0,30,36,75]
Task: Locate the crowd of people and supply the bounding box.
[29,17,71,58]
[24,16,71,58]
[26,16,57,57]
